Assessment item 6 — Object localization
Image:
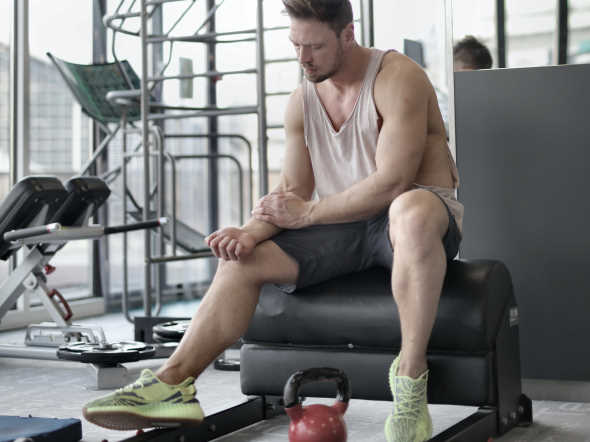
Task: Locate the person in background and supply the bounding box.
[453,35,493,71]
[437,35,493,135]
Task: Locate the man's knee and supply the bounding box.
[388,190,448,251]
[215,240,298,286]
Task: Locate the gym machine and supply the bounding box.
[0,175,164,388]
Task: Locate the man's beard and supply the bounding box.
[303,45,344,83]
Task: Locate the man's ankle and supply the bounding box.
[396,358,428,379]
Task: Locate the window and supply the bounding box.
[28,0,94,300]
[569,0,590,64]
[0,1,10,283]
[506,0,557,68]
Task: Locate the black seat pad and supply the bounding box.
[244,259,514,353]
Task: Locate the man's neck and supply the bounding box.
[325,45,372,92]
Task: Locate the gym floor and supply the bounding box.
[1,308,590,442]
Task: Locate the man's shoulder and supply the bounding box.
[375,50,430,99]
[378,50,426,81]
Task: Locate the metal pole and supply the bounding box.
[206,0,219,233]
[444,0,456,160]
[555,0,569,65]
[92,0,109,302]
[256,0,269,196]
[140,0,152,317]
[9,0,29,186]
[360,0,374,48]
[496,0,506,68]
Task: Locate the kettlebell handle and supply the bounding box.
[283,367,351,408]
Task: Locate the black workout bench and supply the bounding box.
[122,259,532,441]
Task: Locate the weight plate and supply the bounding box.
[153,320,190,339]
[152,332,180,343]
[57,341,156,365]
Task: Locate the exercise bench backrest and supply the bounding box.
[0,176,68,261]
[50,176,111,227]
[47,52,142,125]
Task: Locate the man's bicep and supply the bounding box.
[279,89,315,199]
[375,68,429,187]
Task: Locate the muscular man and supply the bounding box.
[83,1,463,441]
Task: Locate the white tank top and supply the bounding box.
[302,48,385,198]
[301,48,464,229]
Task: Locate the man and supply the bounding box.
[83,1,463,441]
[453,35,493,71]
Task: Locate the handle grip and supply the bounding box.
[283,367,351,409]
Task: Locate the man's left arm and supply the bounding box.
[253,59,431,227]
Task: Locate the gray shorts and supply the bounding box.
[270,190,462,293]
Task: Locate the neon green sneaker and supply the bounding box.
[384,356,433,442]
[83,368,204,430]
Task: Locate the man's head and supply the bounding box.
[283,0,355,83]
[453,36,493,71]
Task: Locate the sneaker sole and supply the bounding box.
[83,409,204,431]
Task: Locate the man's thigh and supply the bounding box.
[269,221,369,292]
[368,190,463,268]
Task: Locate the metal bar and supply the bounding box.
[148,35,256,44]
[120,398,268,442]
[360,0,375,48]
[121,111,133,323]
[80,124,120,175]
[140,0,153,318]
[429,408,497,441]
[0,344,58,360]
[267,124,284,130]
[149,68,257,81]
[164,133,254,213]
[496,0,506,68]
[266,91,292,97]
[92,0,109,307]
[265,57,298,64]
[206,0,220,271]
[444,0,457,159]
[256,0,269,196]
[145,106,259,121]
[173,154,244,225]
[10,0,30,184]
[555,0,569,65]
[145,0,187,4]
[150,251,213,263]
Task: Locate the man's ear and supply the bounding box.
[341,23,355,47]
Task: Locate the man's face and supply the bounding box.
[289,18,344,83]
[454,59,475,72]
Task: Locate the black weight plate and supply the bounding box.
[152,332,181,343]
[57,341,155,365]
[153,320,190,339]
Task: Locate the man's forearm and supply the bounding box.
[309,173,406,224]
[241,217,282,244]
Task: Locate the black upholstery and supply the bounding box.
[0,176,67,260]
[244,260,513,352]
[241,259,519,408]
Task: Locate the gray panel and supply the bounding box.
[455,64,590,381]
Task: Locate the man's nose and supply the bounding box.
[299,46,312,64]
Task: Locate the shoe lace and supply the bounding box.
[116,377,150,394]
[392,381,426,420]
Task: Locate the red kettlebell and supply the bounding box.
[284,367,351,442]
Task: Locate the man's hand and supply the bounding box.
[205,227,256,261]
[252,191,314,229]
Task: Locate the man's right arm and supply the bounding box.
[206,87,314,260]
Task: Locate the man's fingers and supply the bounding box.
[218,236,231,261]
[226,239,239,261]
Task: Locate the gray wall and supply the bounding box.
[455,63,590,381]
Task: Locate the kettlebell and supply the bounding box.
[283,367,351,442]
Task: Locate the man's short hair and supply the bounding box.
[453,35,493,70]
[282,0,353,36]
